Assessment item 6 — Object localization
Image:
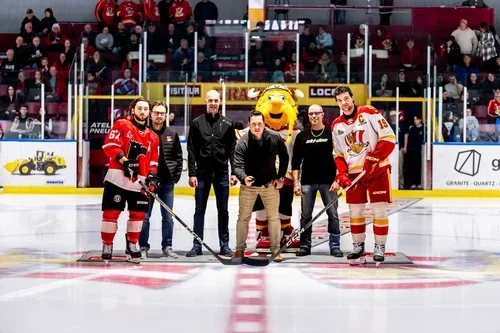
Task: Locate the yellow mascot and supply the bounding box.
[237,84,304,252]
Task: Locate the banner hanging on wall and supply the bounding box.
[0,141,77,187]
[433,144,500,190]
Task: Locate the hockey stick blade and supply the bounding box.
[242,171,366,266]
[139,180,242,266]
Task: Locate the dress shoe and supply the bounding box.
[232,250,244,260]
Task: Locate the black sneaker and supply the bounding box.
[220,246,234,257]
[186,246,203,257]
[296,247,311,256]
[330,247,344,257]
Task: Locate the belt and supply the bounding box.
[253,182,272,188]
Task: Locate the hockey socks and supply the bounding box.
[101,210,120,245]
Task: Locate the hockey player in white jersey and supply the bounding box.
[331,86,396,266]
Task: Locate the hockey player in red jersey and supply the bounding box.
[94,0,117,28]
[331,86,396,266]
[101,98,161,264]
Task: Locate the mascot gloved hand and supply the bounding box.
[238,85,304,252]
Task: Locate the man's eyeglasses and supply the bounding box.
[152,111,166,117]
[308,111,323,116]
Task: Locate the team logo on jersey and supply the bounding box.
[113,195,122,203]
[345,130,369,156]
[127,140,148,160]
[126,131,133,139]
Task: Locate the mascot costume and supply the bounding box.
[237,84,303,252]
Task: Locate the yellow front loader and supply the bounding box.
[3,151,67,176]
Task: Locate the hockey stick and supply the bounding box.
[138,180,242,266]
[242,171,366,267]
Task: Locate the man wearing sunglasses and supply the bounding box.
[139,101,183,259]
[291,104,342,257]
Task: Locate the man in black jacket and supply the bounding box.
[232,111,289,263]
[186,90,238,257]
[139,102,183,259]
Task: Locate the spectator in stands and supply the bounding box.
[271,40,289,64]
[45,66,66,102]
[26,37,46,69]
[316,26,333,53]
[395,69,415,97]
[46,23,65,53]
[7,105,30,138]
[62,39,75,62]
[1,86,21,119]
[80,24,97,47]
[174,55,191,81]
[40,57,50,80]
[166,23,181,52]
[194,0,218,22]
[389,110,407,189]
[16,72,27,101]
[13,37,28,68]
[87,72,103,95]
[40,8,57,37]
[302,41,321,72]
[54,53,70,80]
[352,24,366,49]
[158,0,174,26]
[406,115,424,189]
[169,0,193,29]
[197,52,212,82]
[412,76,425,97]
[459,108,480,142]
[270,58,285,83]
[331,0,346,24]
[96,27,115,52]
[146,23,165,54]
[185,23,196,47]
[173,39,194,64]
[477,22,498,72]
[81,37,96,60]
[21,23,35,46]
[441,35,462,72]
[95,0,117,30]
[487,89,500,129]
[373,27,395,51]
[455,54,478,84]
[113,68,139,95]
[442,111,458,142]
[0,50,20,86]
[400,38,421,71]
[169,112,175,125]
[249,38,268,71]
[113,22,130,54]
[482,72,498,103]
[122,52,140,79]
[87,51,107,84]
[134,25,144,39]
[121,34,140,60]
[444,74,464,102]
[466,72,482,105]
[373,73,394,97]
[284,52,304,83]
[143,0,161,26]
[118,0,141,28]
[146,60,159,81]
[313,52,337,83]
[299,26,316,50]
[31,108,53,139]
[20,9,41,34]
[26,71,44,102]
[379,0,393,25]
[451,19,478,56]
[197,37,213,59]
[336,51,359,83]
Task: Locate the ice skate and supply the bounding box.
[346,242,366,265]
[373,243,386,268]
[125,234,141,264]
[102,243,113,264]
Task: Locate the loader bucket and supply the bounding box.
[3,160,20,173]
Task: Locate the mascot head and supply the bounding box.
[247,84,303,142]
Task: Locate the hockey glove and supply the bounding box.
[145,175,160,193]
[123,159,139,179]
[363,154,380,178]
[335,172,352,189]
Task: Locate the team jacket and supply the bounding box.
[487,99,500,118]
[117,0,139,27]
[187,112,235,177]
[169,0,192,23]
[95,0,117,26]
[143,0,161,25]
[153,123,183,184]
[331,105,396,175]
[103,118,160,192]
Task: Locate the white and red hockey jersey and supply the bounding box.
[331,105,396,175]
[117,0,139,27]
[102,118,160,192]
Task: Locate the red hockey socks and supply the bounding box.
[372,202,389,245]
[349,204,366,243]
[127,211,145,243]
[101,210,120,245]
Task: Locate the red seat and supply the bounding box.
[58,102,69,116]
[0,120,11,133]
[474,105,488,119]
[25,102,41,116]
[52,120,68,137]
[45,102,60,116]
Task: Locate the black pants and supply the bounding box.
[406,150,422,187]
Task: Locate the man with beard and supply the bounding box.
[100,98,161,264]
[291,104,342,257]
[186,90,238,257]
[332,86,396,267]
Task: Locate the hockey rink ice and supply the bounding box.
[1,194,500,333]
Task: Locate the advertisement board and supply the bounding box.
[0,141,77,187]
[146,83,367,107]
[432,144,500,190]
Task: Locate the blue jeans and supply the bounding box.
[139,182,175,250]
[300,184,340,249]
[192,170,229,249]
